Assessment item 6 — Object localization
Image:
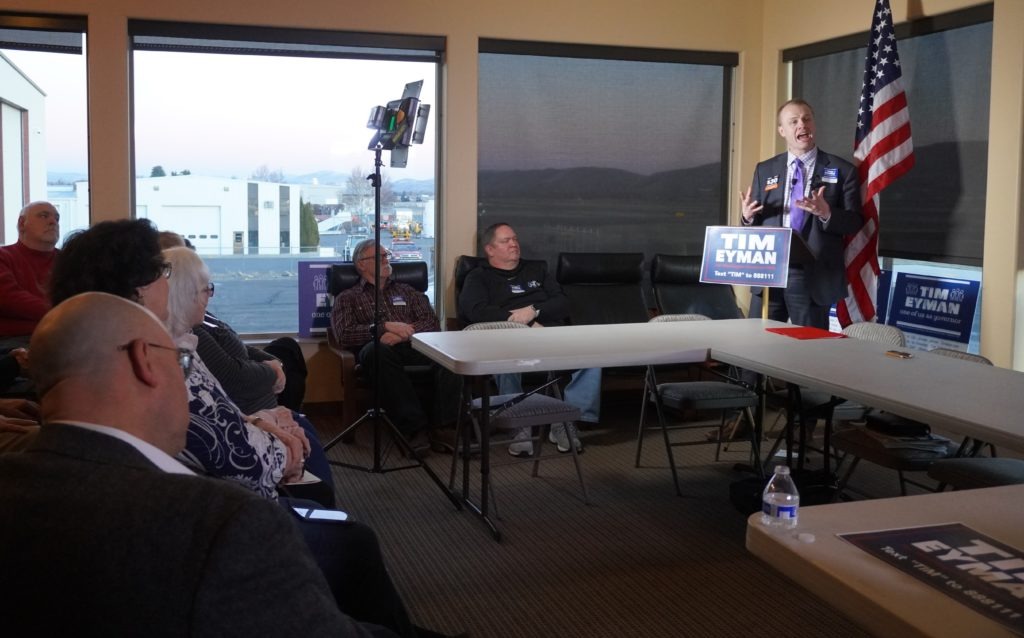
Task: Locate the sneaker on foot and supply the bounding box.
[549,423,584,454]
[508,428,534,458]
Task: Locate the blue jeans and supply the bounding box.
[495,368,602,423]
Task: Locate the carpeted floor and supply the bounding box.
[311,393,915,638]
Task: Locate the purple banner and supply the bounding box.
[298,261,335,337]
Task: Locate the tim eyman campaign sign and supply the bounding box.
[700,226,792,288]
[888,272,980,350]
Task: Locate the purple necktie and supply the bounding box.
[790,158,805,233]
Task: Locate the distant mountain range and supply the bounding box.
[46,140,986,207]
[289,172,435,194]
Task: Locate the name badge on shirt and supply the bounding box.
[821,167,839,184]
[391,295,407,306]
[764,175,780,192]
[509,284,525,294]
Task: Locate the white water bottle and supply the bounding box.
[761,465,799,528]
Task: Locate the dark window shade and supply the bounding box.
[477,41,734,289]
[130,20,442,62]
[0,14,85,54]
[480,38,737,67]
[789,10,991,266]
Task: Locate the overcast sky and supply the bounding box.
[3,47,437,181]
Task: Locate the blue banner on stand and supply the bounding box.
[887,272,979,350]
[298,261,336,337]
[699,226,791,288]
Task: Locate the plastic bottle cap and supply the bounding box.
[774,465,790,475]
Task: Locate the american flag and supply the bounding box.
[836,0,914,326]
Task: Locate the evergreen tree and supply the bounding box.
[300,199,320,252]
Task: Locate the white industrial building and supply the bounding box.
[0,52,48,244]
[135,175,302,255]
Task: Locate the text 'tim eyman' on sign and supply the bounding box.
[699,226,813,288]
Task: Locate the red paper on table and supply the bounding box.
[765,326,847,340]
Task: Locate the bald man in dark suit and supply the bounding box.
[0,292,393,637]
[740,99,863,329]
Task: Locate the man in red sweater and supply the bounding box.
[0,201,60,348]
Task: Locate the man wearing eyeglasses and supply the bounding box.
[331,239,459,442]
[0,201,61,349]
[0,291,392,636]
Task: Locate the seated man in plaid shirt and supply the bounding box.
[331,239,460,441]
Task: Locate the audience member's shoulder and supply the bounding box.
[336,279,365,298]
[163,470,286,528]
[465,262,496,281]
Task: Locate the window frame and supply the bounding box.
[785,4,993,266]
[126,20,445,335]
[479,38,737,226]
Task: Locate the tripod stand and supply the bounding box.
[322,146,460,510]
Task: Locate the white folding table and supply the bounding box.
[746,484,1024,637]
[414,319,1024,537]
[412,319,769,537]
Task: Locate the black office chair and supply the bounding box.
[555,252,649,325]
[647,253,744,427]
[650,254,742,319]
[325,261,435,432]
[452,254,485,328]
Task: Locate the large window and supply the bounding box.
[0,15,88,246]
[129,21,442,333]
[789,5,991,352]
[789,5,992,266]
[477,40,736,287]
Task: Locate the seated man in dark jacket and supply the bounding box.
[458,222,600,456]
[0,291,394,637]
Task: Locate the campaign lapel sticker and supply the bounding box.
[391,295,407,306]
[764,175,780,192]
[821,167,839,184]
[510,283,525,294]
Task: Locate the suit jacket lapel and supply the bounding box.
[764,153,789,227]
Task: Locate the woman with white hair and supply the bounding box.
[162,247,332,503]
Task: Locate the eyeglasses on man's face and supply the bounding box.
[118,341,194,378]
[357,250,393,262]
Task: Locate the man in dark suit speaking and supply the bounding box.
[0,292,390,637]
[740,99,863,329]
